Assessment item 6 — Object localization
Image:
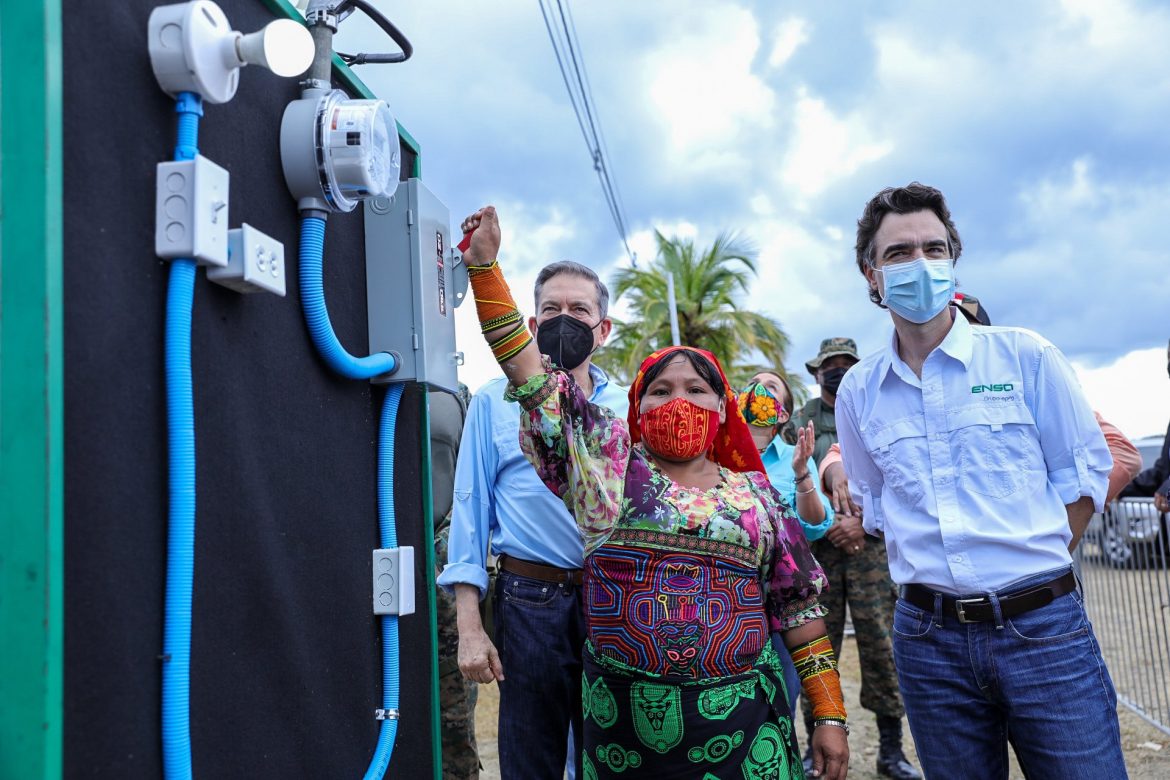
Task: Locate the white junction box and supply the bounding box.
[207,224,286,295]
[155,154,230,266]
[372,547,415,616]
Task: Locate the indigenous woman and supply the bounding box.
[737,372,834,542]
[738,373,838,750]
[460,206,849,780]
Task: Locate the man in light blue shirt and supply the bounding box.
[438,260,628,780]
[835,182,1124,778]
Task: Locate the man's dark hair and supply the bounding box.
[533,260,610,319]
[638,350,725,401]
[855,182,963,306]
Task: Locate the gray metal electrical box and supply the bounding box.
[364,178,467,391]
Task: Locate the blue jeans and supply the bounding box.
[892,567,1125,779]
[494,569,586,779]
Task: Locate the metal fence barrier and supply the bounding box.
[1076,498,1170,735]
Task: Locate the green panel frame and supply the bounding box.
[0,0,65,778]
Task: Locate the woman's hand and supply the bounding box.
[460,206,501,267]
[809,723,849,779]
[791,421,816,475]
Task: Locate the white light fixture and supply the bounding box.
[149,1,314,103]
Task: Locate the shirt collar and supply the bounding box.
[937,307,974,368]
[880,308,972,385]
[587,363,611,401]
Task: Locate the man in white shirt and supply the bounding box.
[835,182,1125,778]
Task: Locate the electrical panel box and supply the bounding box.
[207,224,286,296]
[155,155,230,266]
[364,178,467,392]
[372,547,415,616]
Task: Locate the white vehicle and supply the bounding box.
[1084,434,1168,568]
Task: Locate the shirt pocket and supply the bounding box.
[951,401,1039,500]
[865,416,929,509]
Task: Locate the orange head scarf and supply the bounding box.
[626,346,765,474]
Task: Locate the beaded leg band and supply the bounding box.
[791,636,848,723]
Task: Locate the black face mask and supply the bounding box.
[820,366,849,396]
[536,314,599,370]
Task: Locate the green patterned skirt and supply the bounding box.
[580,640,804,779]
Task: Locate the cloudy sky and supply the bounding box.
[336,0,1170,439]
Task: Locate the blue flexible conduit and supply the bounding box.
[163,90,203,780]
[364,383,405,778]
[298,216,397,379]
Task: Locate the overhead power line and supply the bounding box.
[537,0,635,265]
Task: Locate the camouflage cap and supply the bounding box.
[805,337,860,376]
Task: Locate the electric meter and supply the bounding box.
[280,89,401,213]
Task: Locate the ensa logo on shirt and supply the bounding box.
[971,383,1014,393]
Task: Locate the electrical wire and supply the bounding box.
[537,0,634,264]
[334,0,413,65]
[562,0,633,259]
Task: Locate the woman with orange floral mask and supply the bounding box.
[457,206,849,780]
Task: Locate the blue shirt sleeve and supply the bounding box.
[795,455,835,541]
[1029,341,1112,512]
[436,389,498,598]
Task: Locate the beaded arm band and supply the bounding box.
[790,636,848,722]
[467,260,532,364]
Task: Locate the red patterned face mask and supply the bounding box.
[638,397,720,461]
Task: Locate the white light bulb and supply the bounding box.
[236,19,314,77]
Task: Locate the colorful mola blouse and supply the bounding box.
[508,371,829,778]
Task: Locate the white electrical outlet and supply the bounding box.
[155,155,230,266]
[207,224,286,296]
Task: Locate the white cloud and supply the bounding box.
[338,0,1170,395]
[641,5,776,174]
[767,17,810,69]
[778,88,893,201]
[1075,347,1170,440]
[1059,0,1149,49]
[958,157,1170,364]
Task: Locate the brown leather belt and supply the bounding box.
[902,570,1077,624]
[499,554,583,586]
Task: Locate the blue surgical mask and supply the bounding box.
[877,258,955,324]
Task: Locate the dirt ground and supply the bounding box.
[472,637,1170,778]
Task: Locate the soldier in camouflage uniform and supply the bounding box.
[431,386,479,780]
[794,339,920,780]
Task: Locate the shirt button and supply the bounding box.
[952,554,963,562]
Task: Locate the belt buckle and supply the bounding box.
[954,597,985,624]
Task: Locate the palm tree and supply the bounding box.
[595,230,803,400]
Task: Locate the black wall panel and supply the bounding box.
[62,1,436,777]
